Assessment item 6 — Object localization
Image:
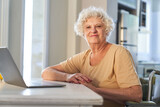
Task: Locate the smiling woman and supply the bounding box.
[42,6,142,107]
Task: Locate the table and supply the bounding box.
[0,80,103,107]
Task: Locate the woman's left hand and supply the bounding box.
[66,73,92,84]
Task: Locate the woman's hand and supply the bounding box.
[66,73,92,84]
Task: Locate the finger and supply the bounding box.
[71,78,80,84]
[80,75,92,83]
[75,75,85,82]
[74,73,92,83]
[79,81,85,84]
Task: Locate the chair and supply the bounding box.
[125,69,160,107]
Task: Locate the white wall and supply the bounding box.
[106,0,118,43]
[67,0,79,58]
[150,0,160,61]
[47,0,68,66]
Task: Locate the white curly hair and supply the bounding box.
[74,6,114,38]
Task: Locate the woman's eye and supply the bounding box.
[86,26,91,29]
[97,25,102,28]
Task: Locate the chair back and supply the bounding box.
[148,70,160,105]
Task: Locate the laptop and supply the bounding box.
[0,47,65,88]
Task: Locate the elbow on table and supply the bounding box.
[132,86,143,103]
[41,70,46,80]
[134,92,142,103]
[41,67,57,81]
[41,68,50,80]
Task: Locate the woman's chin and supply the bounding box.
[88,42,100,45]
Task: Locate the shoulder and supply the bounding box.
[110,44,134,64]
[111,44,129,54]
[66,49,90,68]
[60,49,91,71]
[109,44,132,59]
[71,49,91,60]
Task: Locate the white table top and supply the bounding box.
[0,80,103,106]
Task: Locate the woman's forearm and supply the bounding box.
[41,67,67,81]
[42,65,92,83]
[95,85,142,104]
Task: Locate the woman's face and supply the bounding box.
[83,17,107,45]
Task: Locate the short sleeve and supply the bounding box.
[60,51,86,74]
[114,47,141,88]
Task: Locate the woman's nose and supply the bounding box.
[91,26,97,33]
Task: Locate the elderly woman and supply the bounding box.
[42,6,142,107]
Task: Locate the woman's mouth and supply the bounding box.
[90,34,98,37]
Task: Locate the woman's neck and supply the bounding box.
[90,42,108,55]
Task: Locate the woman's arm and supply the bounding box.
[41,64,67,81]
[41,64,92,83]
[83,83,142,104]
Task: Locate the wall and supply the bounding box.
[67,0,81,58]
[81,0,107,10]
[106,0,118,43]
[48,0,68,66]
[150,0,160,61]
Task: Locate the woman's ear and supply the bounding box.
[105,31,109,36]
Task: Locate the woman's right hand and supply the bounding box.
[66,73,92,84]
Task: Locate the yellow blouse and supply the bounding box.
[60,44,141,107]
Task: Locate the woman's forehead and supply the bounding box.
[84,17,103,24]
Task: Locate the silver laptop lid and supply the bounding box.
[0,47,66,88]
[0,47,27,87]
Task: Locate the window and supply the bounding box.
[23,0,45,80]
[2,0,67,80]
